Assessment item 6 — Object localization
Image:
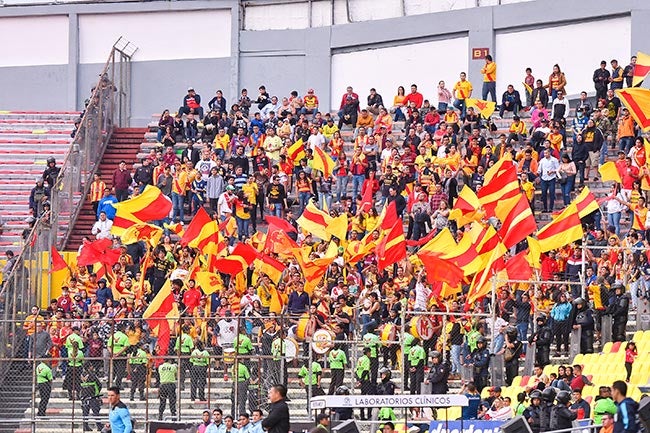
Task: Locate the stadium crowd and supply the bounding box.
[21,55,650,433]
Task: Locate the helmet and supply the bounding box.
[335,385,350,395]
[541,387,557,402]
[430,350,442,362]
[573,297,585,307]
[506,326,518,339]
[536,313,547,324]
[612,283,624,292]
[477,336,488,345]
[42,201,51,208]
[529,390,542,400]
[556,390,571,405]
[47,157,56,164]
[379,367,391,380]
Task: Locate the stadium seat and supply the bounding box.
[610,341,622,353]
[602,341,613,354]
[511,376,522,387]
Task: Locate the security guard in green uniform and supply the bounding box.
[80,363,103,432]
[174,325,194,390]
[128,342,148,401]
[231,360,250,417]
[189,340,209,401]
[355,347,372,420]
[298,358,324,399]
[64,340,85,400]
[36,356,53,416]
[363,331,381,386]
[234,326,255,375]
[408,338,426,395]
[158,357,178,420]
[270,336,288,387]
[327,346,347,395]
[107,323,130,389]
[402,332,415,390]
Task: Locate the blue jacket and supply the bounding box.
[615,397,639,433]
[551,302,572,321]
[109,401,132,433]
[97,195,118,220]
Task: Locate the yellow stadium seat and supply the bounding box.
[511,376,522,387]
[633,330,644,341]
[602,341,613,353]
[573,353,584,365]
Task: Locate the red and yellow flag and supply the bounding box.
[376,220,407,272]
[311,145,336,178]
[477,157,519,217]
[536,204,583,252]
[598,161,622,184]
[143,279,179,355]
[573,186,600,218]
[466,98,496,119]
[188,221,225,256]
[287,138,306,164]
[449,185,484,227]
[111,185,172,236]
[616,88,650,131]
[296,200,332,240]
[180,207,211,246]
[632,52,650,87]
[495,193,537,249]
[120,223,163,247]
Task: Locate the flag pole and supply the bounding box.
[490,274,497,353]
[580,234,587,299]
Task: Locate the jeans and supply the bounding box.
[236,217,250,240]
[453,99,467,119]
[172,192,184,223]
[499,101,520,117]
[157,128,164,142]
[560,176,575,205]
[576,160,586,184]
[493,334,505,353]
[298,191,311,214]
[482,81,496,102]
[269,204,282,217]
[115,189,129,202]
[517,322,529,354]
[319,192,332,211]
[393,108,406,122]
[438,102,448,111]
[600,140,609,166]
[540,178,556,211]
[360,314,378,335]
[450,344,462,374]
[352,174,365,199]
[619,136,634,152]
[336,176,349,202]
[608,211,621,236]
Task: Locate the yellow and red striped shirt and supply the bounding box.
[89,179,106,203]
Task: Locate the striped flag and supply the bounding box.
[296,200,332,240]
[536,204,583,252]
[188,221,225,256]
[110,185,172,236]
[180,207,211,246]
[311,146,336,178]
[477,157,519,217]
[632,52,650,87]
[287,138,306,164]
[143,279,179,355]
[376,220,407,272]
[449,185,484,227]
[616,88,650,131]
[573,186,600,218]
[495,193,537,249]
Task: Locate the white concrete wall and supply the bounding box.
[79,10,232,64]
[495,17,632,98]
[330,37,469,110]
[0,15,69,67]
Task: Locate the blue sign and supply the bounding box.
[429,420,504,433]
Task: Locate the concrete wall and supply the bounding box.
[0,0,648,125]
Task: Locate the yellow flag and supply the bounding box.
[526,236,542,269]
[326,213,348,241]
[598,161,622,184]
[466,98,496,119]
[195,271,224,295]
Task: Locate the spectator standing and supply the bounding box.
[89,174,106,219]
[594,61,611,101]
[612,380,639,433]
[624,341,637,382]
[481,55,497,102]
[538,148,559,212]
[112,161,132,202]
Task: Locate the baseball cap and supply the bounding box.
[226,185,235,191]
[187,86,194,91]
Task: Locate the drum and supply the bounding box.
[409,316,435,340]
[295,313,316,341]
[223,348,235,364]
[311,329,335,354]
[284,338,299,361]
[380,323,398,346]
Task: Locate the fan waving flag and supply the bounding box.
[111,186,172,236]
[573,186,600,218]
[296,200,332,240]
[50,246,69,274]
[633,52,650,87]
[287,138,306,164]
[536,204,583,252]
[615,88,650,131]
[477,157,519,217]
[143,279,179,356]
[311,146,336,178]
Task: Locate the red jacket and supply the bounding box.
[339,92,359,110]
[402,92,424,109]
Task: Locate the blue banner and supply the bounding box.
[428,420,504,433]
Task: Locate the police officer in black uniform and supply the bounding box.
[549,391,577,430]
[529,314,552,367]
[469,336,490,392]
[539,387,556,432]
[524,390,543,433]
[424,351,449,394]
[80,363,103,432]
[606,283,629,342]
[572,297,595,354]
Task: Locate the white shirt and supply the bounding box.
[217,192,233,217]
[538,155,560,181]
[216,319,237,348]
[91,219,113,239]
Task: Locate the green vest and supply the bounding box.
[174,333,194,354]
[129,348,148,365]
[108,331,129,355]
[190,349,210,366]
[36,362,52,384]
[355,355,370,380]
[328,349,347,370]
[378,407,396,421]
[363,333,380,358]
[234,363,250,382]
[69,350,85,367]
[65,333,85,350]
[81,378,101,397]
[235,334,254,355]
[158,362,178,384]
[402,333,415,352]
[298,362,322,385]
[408,344,425,366]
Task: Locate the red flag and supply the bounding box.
[405,229,437,247]
[358,184,374,214]
[180,207,211,246]
[77,238,122,267]
[50,246,68,273]
[505,251,533,281]
[417,251,465,287]
[232,242,260,265]
[496,193,537,249]
[381,201,399,231]
[376,220,407,272]
[265,215,298,233]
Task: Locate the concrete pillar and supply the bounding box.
[467,9,495,100]
[67,12,79,111]
[631,9,650,56]
[304,26,332,112]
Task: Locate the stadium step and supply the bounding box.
[64,127,148,251]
